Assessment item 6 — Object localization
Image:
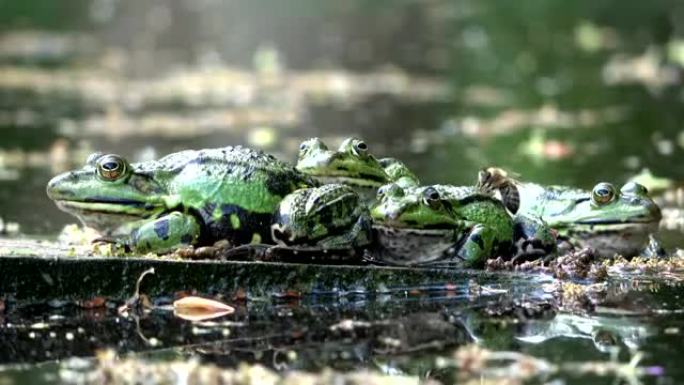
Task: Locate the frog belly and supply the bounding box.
[371,225,458,265]
[566,222,659,257]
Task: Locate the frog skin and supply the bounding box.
[369,183,514,267]
[271,184,372,250]
[295,137,419,202]
[478,168,662,257]
[47,147,315,253]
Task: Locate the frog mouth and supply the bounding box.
[373,217,458,230]
[372,224,453,235]
[572,217,661,227]
[54,198,161,216]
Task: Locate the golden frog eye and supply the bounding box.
[97,154,128,181]
[591,182,616,205]
[352,140,368,156]
[422,187,441,207]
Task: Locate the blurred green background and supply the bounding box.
[1,0,683,236]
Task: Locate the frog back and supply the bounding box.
[518,182,588,218]
[139,146,314,244]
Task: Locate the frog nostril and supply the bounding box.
[271,225,293,245]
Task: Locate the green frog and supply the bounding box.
[271,184,372,250]
[295,137,419,201]
[47,147,315,253]
[369,183,515,267]
[478,168,662,257]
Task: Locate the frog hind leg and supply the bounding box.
[512,214,558,260]
[455,224,498,268]
[128,212,201,254]
[315,213,373,250]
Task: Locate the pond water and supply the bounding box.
[1,0,684,384]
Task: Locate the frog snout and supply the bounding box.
[271,223,296,245]
[46,172,75,199]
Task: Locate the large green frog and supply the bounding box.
[478,168,662,257]
[295,137,419,201]
[47,147,315,253]
[369,183,515,267]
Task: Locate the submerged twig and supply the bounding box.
[117,268,155,315]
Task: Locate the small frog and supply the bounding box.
[271,184,372,251]
[296,137,419,202]
[369,183,515,267]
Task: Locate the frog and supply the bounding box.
[46,146,315,254]
[477,167,663,257]
[271,184,372,251]
[369,183,515,267]
[295,137,419,202]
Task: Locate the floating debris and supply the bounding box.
[550,248,607,281]
[451,105,627,138]
[606,254,684,280]
[173,296,235,322]
[440,344,662,384]
[117,268,155,315]
[602,47,680,94]
[60,350,433,385]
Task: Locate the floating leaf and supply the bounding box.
[173,296,234,322]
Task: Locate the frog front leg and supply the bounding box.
[127,212,201,254]
[455,224,499,268]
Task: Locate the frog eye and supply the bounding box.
[620,182,648,196]
[298,138,327,154]
[352,140,368,156]
[97,154,128,181]
[422,187,441,207]
[377,186,387,199]
[378,184,403,199]
[591,182,616,205]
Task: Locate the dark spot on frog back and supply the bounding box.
[154,219,170,240]
[180,233,194,244]
[200,203,274,245]
[129,174,164,195]
[471,233,485,250]
[265,172,306,196]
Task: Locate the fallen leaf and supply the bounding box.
[173,296,234,311]
[173,296,235,321]
[174,308,235,322]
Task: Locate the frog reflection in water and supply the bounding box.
[478,168,663,257]
[47,147,316,253]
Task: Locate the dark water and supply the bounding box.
[1,0,684,383]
